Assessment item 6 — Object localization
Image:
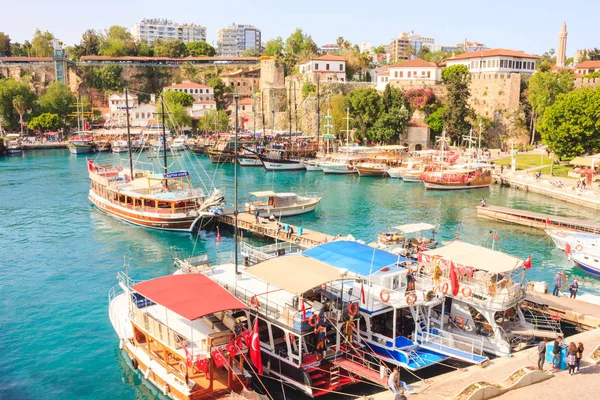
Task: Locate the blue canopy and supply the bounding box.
[303,241,408,277]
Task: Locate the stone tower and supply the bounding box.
[556,22,568,68]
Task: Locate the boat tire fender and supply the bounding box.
[131,357,139,370]
[348,302,358,316]
[380,289,390,303]
[454,316,465,329]
[441,282,449,295]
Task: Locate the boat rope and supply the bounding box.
[258,373,364,398]
[237,349,274,400]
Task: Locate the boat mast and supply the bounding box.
[160,96,168,174]
[234,94,240,275]
[316,74,321,151]
[293,80,298,132]
[345,108,350,158]
[288,84,292,142]
[261,91,266,134]
[125,88,133,179]
[253,90,257,135]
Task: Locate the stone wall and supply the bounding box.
[575,77,600,89]
[0,64,56,94]
[259,58,285,89]
[468,72,521,118]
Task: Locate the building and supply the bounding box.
[458,40,488,53]
[217,24,262,57]
[189,100,217,118]
[319,44,340,54]
[221,68,260,95]
[297,54,347,83]
[557,22,568,68]
[389,32,437,63]
[445,49,540,74]
[131,104,158,127]
[131,19,206,44]
[107,93,139,127]
[575,61,600,75]
[388,35,410,64]
[163,81,214,101]
[376,58,442,90]
[401,119,430,151]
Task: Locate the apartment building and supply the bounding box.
[131,19,206,44]
[217,24,262,57]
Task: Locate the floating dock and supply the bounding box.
[216,210,334,248]
[22,142,68,150]
[476,205,600,234]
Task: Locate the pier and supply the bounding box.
[216,210,335,248]
[22,142,68,150]
[476,205,600,234]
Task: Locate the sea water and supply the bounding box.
[1,149,598,399]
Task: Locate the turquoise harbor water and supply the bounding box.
[1,149,600,400]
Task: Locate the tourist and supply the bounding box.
[576,342,584,373]
[480,198,487,207]
[288,226,294,239]
[552,272,562,296]
[269,214,276,222]
[552,336,564,370]
[388,368,413,395]
[538,338,548,370]
[569,280,579,299]
[254,210,260,224]
[567,342,578,375]
[500,165,504,174]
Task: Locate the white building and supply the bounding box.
[376,58,441,90]
[164,81,214,101]
[217,24,261,57]
[107,93,139,127]
[298,54,347,82]
[445,49,540,74]
[131,104,158,127]
[131,19,206,44]
[576,60,600,75]
[189,100,217,118]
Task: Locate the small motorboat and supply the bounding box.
[245,190,321,217]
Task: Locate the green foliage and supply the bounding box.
[242,47,262,57]
[81,65,125,91]
[163,90,194,107]
[588,48,600,61]
[99,26,136,56]
[329,93,349,135]
[137,41,154,56]
[346,88,383,139]
[405,88,436,112]
[302,80,316,97]
[441,65,474,139]
[263,37,284,57]
[425,105,446,135]
[198,110,230,132]
[207,77,228,109]
[423,50,447,66]
[10,41,31,57]
[180,62,198,81]
[28,113,61,131]
[584,71,600,79]
[277,29,318,74]
[71,30,103,59]
[0,32,11,56]
[528,70,575,122]
[133,67,171,97]
[39,81,76,120]
[370,106,410,143]
[31,30,54,57]
[0,78,37,129]
[153,39,187,58]
[163,99,191,133]
[538,87,600,158]
[373,45,386,55]
[417,46,431,59]
[186,41,216,57]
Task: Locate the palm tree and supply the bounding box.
[12,96,26,137]
[428,53,446,66]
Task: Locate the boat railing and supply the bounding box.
[522,308,562,334]
[417,330,484,359]
[438,274,525,310]
[240,242,303,266]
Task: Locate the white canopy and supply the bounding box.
[423,241,523,274]
[393,223,437,234]
[250,191,296,198]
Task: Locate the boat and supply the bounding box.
[108,272,252,399]
[238,154,262,167]
[5,134,23,154]
[354,159,391,176]
[111,140,129,153]
[301,159,322,171]
[546,229,600,253]
[258,141,318,171]
[571,251,600,276]
[245,191,321,217]
[171,136,187,151]
[302,241,489,370]
[321,158,357,174]
[208,139,236,163]
[95,139,112,152]
[68,133,94,154]
[377,223,438,253]
[420,241,561,356]
[421,166,492,190]
[387,161,425,182]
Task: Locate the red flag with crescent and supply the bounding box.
[565,242,571,256]
[360,281,366,304]
[180,341,193,367]
[194,356,208,373]
[216,226,221,244]
[211,348,227,368]
[523,255,532,269]
[449,261,460,296]
[249,320,263,374]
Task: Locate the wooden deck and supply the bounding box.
[476,205,600,234]
[216,210,335,248]
[523,285,600,331]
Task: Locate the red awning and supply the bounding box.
[132,274,246,321]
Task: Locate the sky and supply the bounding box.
[3,0,599,55]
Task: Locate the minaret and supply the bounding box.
[556,22,568,68]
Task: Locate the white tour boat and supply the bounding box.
[245,191,321,217]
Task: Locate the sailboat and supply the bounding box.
[320,108,357,174]
[86,90,225,232]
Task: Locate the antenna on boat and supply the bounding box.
[234,94,240,276]
[288,84,292,142]
[160,95,168,174]
[125,88,134,180]
[316,73,321,151]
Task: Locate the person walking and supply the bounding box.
[552,272,562,296]
[576,342,584,373]
[567,342,578,375]
[552,336,564,370]
[538,338,548,370]
[254,210,260,224]
[570,280,579,299]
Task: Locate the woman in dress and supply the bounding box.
[566,342,578,375]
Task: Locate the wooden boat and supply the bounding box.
[108,272,252,400]
[377,223,438,252]
[68,133,94,154]
[355,154,403,176]
[259,141,318,171]
[95,139,112,152]
[5,134,23,154]
[208,140,235,163]
[421,167,492,190]
[245,191,321,217]
[387,161,425,182]
[87,159,224,232]
[238,154,262,166]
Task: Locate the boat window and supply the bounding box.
[257,318,271,350]
[271,324,289,359]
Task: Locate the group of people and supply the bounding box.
[538,336,584,375]
[552,271,579,298]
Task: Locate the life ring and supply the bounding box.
[348,302,358,316]
[249,295,259,308]
[575,244,583,252]
[131,357,139,370]
[380,289,390,303]
[424,290,435,302]
[462,286,472,298]
[308,313,320,327]
[294,237,301,244]
[406,293,418,306]
[440,282,449,295]
[454,316,465,329]
[321,283,327,291]
[179,361,187,374]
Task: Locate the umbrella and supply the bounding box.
[574,167,598,175]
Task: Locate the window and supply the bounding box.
[315,63,319,70]
[339,64,343,71]
[394,71,398,78]
[427,71,431,78]
[399,71,403,78]
[326,63,330,70]
[407,71,411,78]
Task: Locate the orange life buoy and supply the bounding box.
[454,316,465,329]
[406,293,418,306]
[321,283,328,291]
[575,244,583,252]
[308,313,320,327]
[380,289,391,303]
[348,302,358,316]
[461,286,472,298]
[441,282,449,295]
[250,295,259,308]
[178,361,187,374]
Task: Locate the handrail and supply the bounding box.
[417,330,484,360]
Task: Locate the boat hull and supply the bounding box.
[356,168,387,176]
[6,148,23,154]
[68,144,93,154]
[261,158,306,171]
[572,255,600,276]
[238,156,262,166]
[246,201,319,217]
[423,182,490,190]
[322,163,355,174]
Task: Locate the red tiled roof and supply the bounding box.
[449,48,540,60]
[577,61,600,69]
[389,58,437,68]
[0,56,53,62]
[311,54,346,62]
[408,119,430,128]
[378,71,390,77]
[165,81,211,89]
[238,98,254,105]
[193,100,216,104]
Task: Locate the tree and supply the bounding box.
[417,46,431,59]
[153,39,187,58]
[198,110,229,132]
[302,80,316,97]
[242,47,262,57]
[162,97,191,133]
[97,65,125,91]
[538,87,600,158]
[0,78,36,130]
[99,26,136,56]
[207,77,229,109]
[588,48,600,61]
[405,88,437,112]
[263,37,283,57]
[425,105,446,136]
[39,81,76,121]
[180,62,198,81]
[346,88,383,139]
[10,41,31,57]
[0,32,11,56]
[185,41,216,57]
[31,30,54,57]
[373,45,386,55]
[329,93,349,136]
[280,29,317,73]
[584,71,600,79]
[163,90,194,107]
[424,50,446,66]
[442,65,474,140]
[28,112,61,131]
[370,105,410,143]
[12,96,27,135]
[72,29,103,58]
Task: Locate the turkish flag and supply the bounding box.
[565,242,571,256]
[523,255,532,269]
[249,321,263,374]
[301,297,307,321]
[86,158,96,172]
[225,339,238,356]
[493,233,500,242]
[216,226,221,244]
[195,356,208,373]
[360,282,365,304]
[211,348,227,368]
[449,261,460,296]
[180,341,192,367]
[546,217,552,225]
